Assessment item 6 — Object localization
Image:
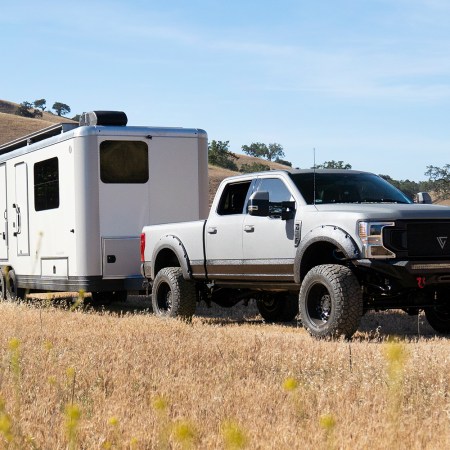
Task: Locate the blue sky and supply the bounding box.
[1,0,449,181]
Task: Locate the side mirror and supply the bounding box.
[248,191,270,216]
[281,201,296,220]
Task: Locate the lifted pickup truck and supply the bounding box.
[141,169,450,338]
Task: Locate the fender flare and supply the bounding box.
[294,225,360,284]
[151,235,192,281]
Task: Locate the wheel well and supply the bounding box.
[154,248,181,276]
[300,242,344,281]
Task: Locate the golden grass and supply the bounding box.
[0,300,448,449]
[0,100,76,146]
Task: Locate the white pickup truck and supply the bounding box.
[141,169,450,338]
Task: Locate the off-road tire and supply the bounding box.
[256,293,299,322]
[424,305,450,334]
[299,264,363,339]
[152,267,196,319]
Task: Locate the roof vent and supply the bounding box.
[79,111,128,127]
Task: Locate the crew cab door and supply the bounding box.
[205,180,252,279]
[242,177,296,280]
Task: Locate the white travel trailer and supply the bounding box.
[0,111,208,301]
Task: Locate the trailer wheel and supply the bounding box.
[256,293,298,322]
[299,264,362,339]
[152,267,196,319]
[425,304,450,334]
[6,269,25,301]
[0,269,6,300]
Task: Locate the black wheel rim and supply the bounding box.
[156,283,172,313]
[260,297,278,313]
[306,283,332,328]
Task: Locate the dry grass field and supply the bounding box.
[0,298,448,449]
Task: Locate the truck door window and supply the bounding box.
[34,157,59,211]
[256,178,294,216]
[217,181,251,215]
[100,140,149,183]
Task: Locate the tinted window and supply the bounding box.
[34,157,59,211]
[217,181,251,215]
[289,172,412,205]
[256,178,294,215]
[100,140,149,183]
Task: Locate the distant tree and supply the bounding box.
[315,160,352,170]
[266,143,285,161]
[72,114,81,122]
[208,140,238,171]
[33,99,47,111]
[275,157,292,167]
[239,162,270,173]
[242,142,268,159]
[15,101,42,118]
[242,142,285,161]
[52,102,71,116]
[425,164,450,200]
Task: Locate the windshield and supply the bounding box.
[289,172,412,205]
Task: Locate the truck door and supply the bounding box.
[13,163,30,256]
[0,164,7,260]
[242,177,296,281]
[205,180,252,279]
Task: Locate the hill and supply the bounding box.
[0,100,76,145]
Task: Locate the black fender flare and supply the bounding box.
[294,225,361,284]
[151,235,192,281]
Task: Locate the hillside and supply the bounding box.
[0,100,76,145]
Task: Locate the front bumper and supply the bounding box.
[354,259,450,289]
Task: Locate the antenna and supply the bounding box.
[313,147,316,205]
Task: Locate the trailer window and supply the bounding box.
[100,141,149,183]
[34,157,59,211]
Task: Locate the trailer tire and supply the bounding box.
[152,267,196,319]
[0,270,6,300]
[425,305,450,334]
[256,293,299,322]
[299,264,362,339]
[6,269,25,301]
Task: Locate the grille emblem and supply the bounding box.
[437,236,448,250]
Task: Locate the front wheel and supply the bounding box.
[151,267,196,319]
[299,264,363,339]
[256,293,299,323]
[425,305,450,334]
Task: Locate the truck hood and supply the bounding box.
[312,203,450,220]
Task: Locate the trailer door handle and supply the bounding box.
[207,227,217,234]
[244,225,254,233]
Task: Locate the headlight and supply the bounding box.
[358,221,396,259]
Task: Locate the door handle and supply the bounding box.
[207,227,217,234]
[244,225,254,233]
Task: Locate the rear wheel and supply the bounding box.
[152,267,196,319]
[5,269,25,300]
[425,305,450,334]
[256,293,299,322]
[0,269,6,300]
[299,264,362,339]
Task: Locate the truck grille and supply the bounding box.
[384,221,450,258]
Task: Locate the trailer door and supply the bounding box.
[0,164,7,260]
[14,163,30,256]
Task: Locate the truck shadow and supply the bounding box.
[22,294,446,340]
